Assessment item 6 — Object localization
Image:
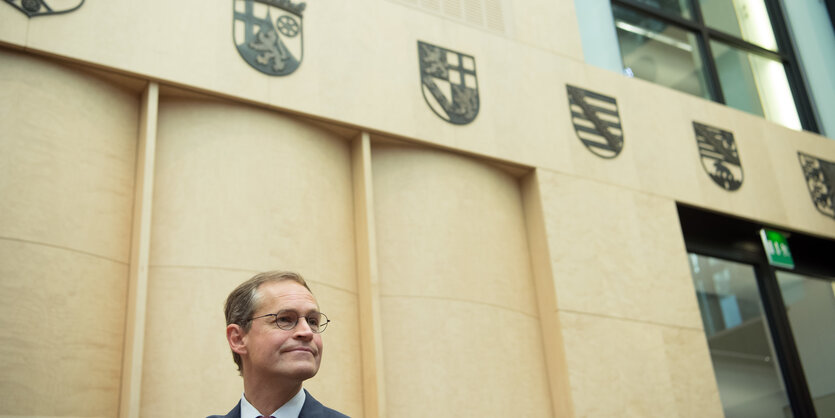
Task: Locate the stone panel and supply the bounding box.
[372,144,537,314]
[382,297,552,418]
[151,98,357,291]
[561,311,723,418]
[0,48,138,263]
[537,169,703,329]
[0,240,127,417]
[372,145,552,417]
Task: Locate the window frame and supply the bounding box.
[827,0,835,32]
[678,204,835,417]
[611,0,820,132]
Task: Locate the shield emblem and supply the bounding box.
[4,0,83,17]
[418,41,479,125]
[233,0,305,76]
[693,122,743,191]
[798,152,835,220]
[566,85,624,158]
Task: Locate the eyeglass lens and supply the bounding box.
[274,310,328,333]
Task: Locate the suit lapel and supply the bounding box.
[298,389,324,418]
[225,400,242,418]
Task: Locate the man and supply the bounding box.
[209,271,348,418]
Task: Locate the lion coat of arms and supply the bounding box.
[233,0,305,76]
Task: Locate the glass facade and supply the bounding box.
[610,0,808,130]
[632,0,694,19]
[699,0,778,50]
[710,40,801,129]
[612,4,710,98]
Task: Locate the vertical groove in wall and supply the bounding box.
[119,81,159,418]
[483,0,504,32]
[388,0,507,35]
[521,170,576,418]
[443,0,462,18]
[463,0,484,26]
[352,132,387,418]
[421,0,441,12]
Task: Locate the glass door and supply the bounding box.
[689,253,793,417]
[776,272,835,416]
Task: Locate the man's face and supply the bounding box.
[240,281,323,382]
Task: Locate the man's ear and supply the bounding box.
[227,324,247,355]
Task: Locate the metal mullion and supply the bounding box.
[613,0,702,31]
[684,243,761,265]
[705,28,785,62]
[772,264,835,292]
[827,0,835,27]
[698,27,724,103]
[689,0,723,102]
[754,262,818,418]
[764,0,820,132]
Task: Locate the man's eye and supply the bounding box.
[276,315,295,324]
[307,317,320,326]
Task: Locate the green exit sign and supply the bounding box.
[760,229,795,269]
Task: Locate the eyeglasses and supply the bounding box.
[247,310,330,334]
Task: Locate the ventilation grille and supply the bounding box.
[388,0,508,34]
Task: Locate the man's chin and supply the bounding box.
[276,363,320,381]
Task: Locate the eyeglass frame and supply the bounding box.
[246,309,330,334]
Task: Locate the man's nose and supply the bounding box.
[293,319,314,338]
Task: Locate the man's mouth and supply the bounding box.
[284,346,315,354]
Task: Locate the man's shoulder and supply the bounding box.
[300,390,349,418]
[206,400,241,418]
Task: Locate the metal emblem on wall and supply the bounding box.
[4,0,83,17]
[418,41,479,125]
[566,85,623,159]
[233,0,305,76]
[798,152,835,219]
[693,121,743,191]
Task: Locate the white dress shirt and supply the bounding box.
[239,387,306,418]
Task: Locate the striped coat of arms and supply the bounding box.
[566,85,624,159]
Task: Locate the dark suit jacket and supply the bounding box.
[207,389,348,418]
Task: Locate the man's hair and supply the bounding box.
[224,270,313,375]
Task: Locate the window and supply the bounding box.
[679,205,835,417]
[610,0,818,132]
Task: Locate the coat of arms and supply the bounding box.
[566,85,623,158]
[4,0,83,17]
[418,41,479,125]
[233,0,305,76]
[798,152,835,220]
[694,121,743,191]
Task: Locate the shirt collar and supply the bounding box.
[240,388,306,418]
